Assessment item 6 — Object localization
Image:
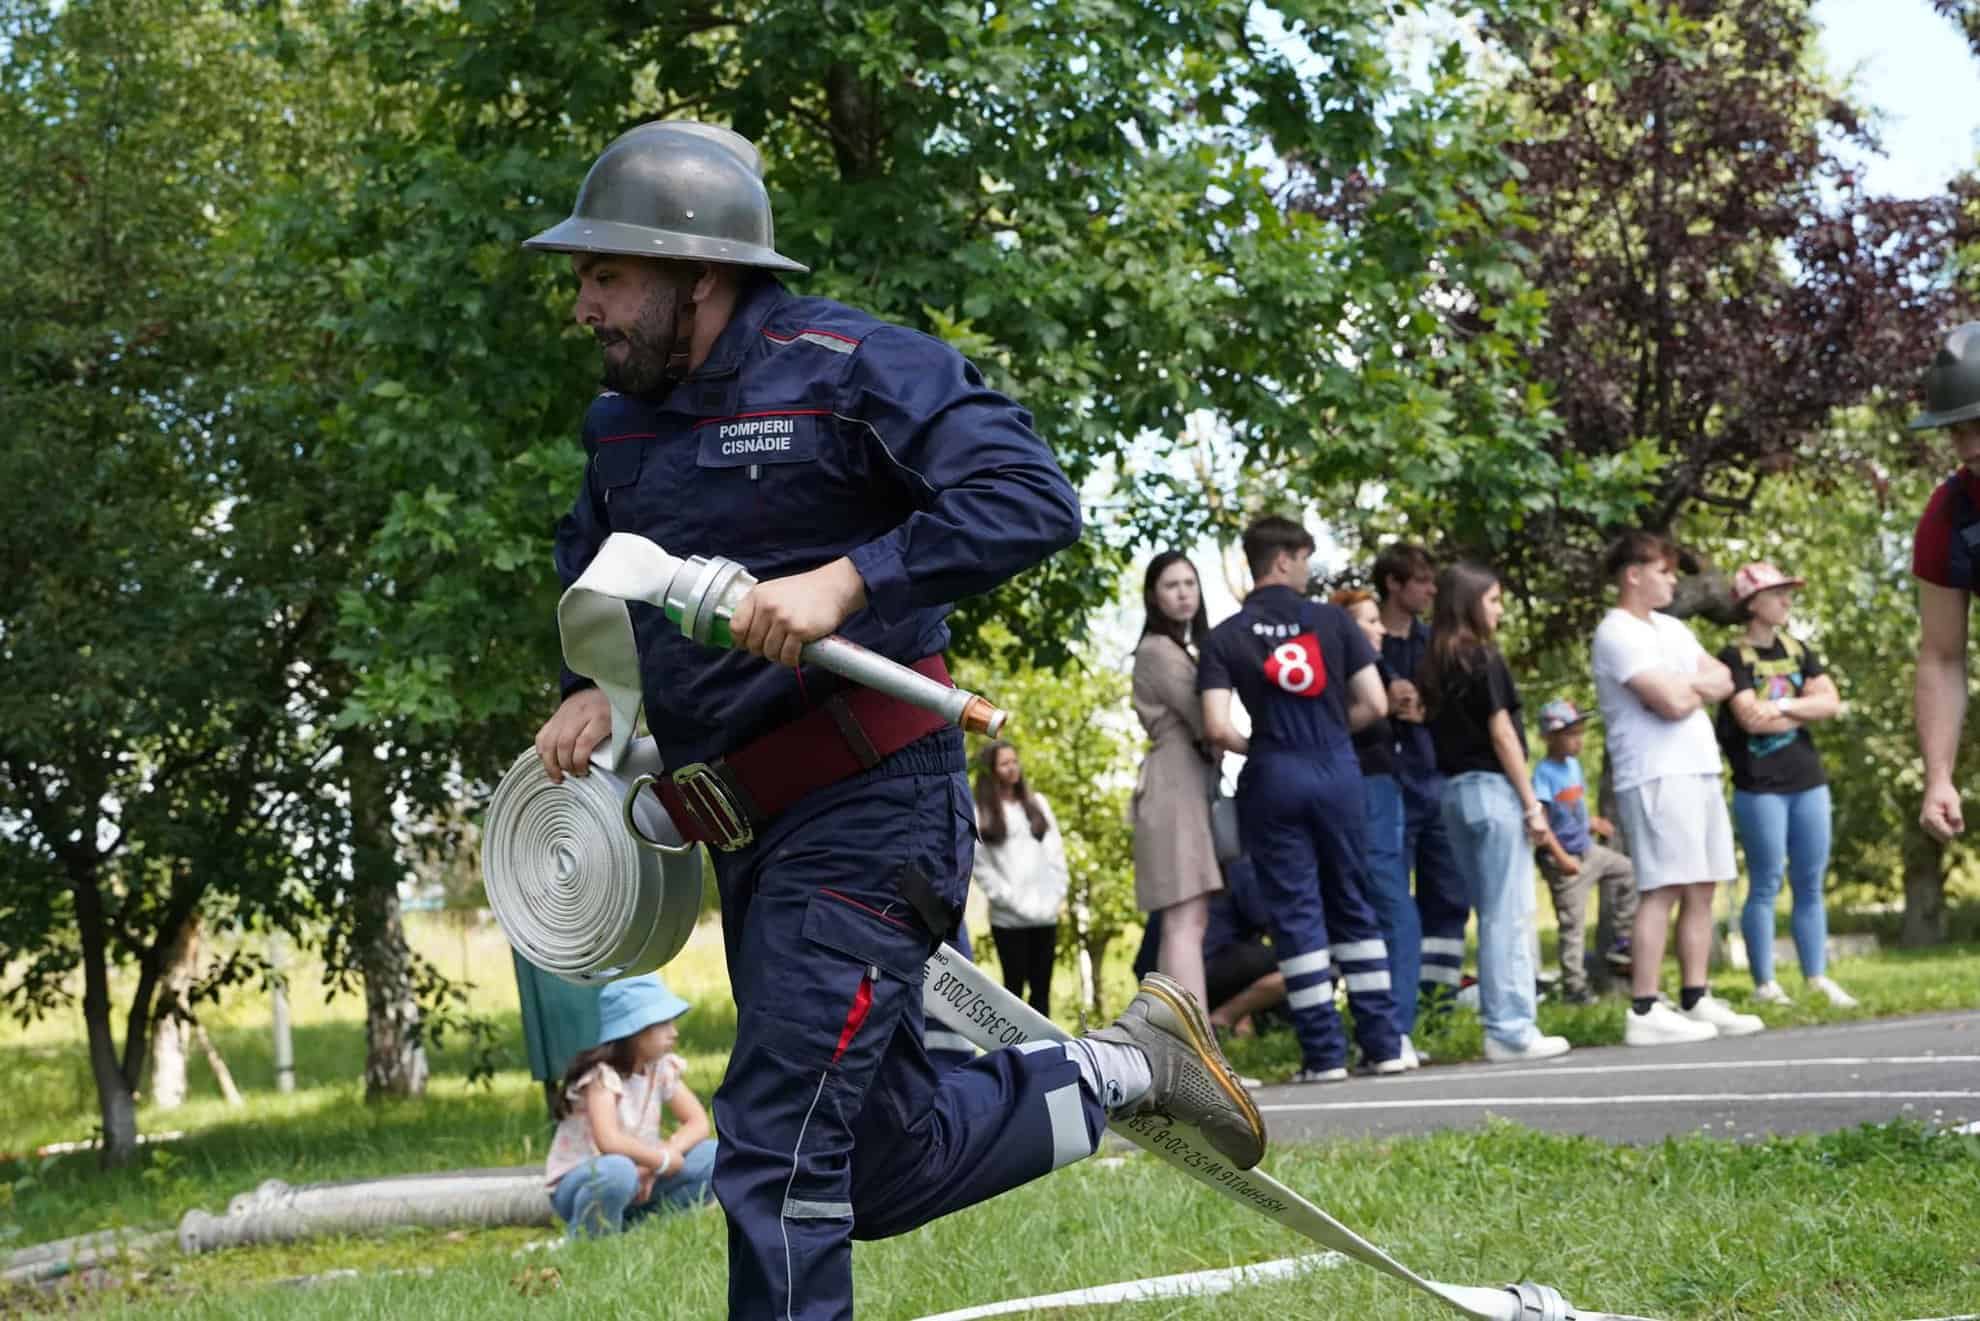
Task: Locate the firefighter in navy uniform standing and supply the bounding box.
[525,121,1265,1321]
[1199,516,1406,1081]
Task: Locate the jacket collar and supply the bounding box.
[691,273,787,381]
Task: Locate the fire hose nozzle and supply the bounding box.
[656,549,1010,736]
[960,695,1007,737]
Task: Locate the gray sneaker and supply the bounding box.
[1085,972,1267,1169]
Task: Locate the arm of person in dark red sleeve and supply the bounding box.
[839,327,1082,624]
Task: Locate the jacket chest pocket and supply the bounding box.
[693,410,845,543]
[591,434,655,531]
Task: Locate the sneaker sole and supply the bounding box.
[1137,974,1266,1160]
[1624,1030,1717,1047]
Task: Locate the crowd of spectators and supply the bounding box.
[991,520,1862,1077]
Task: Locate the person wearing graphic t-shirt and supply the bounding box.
[1907,322,1980,844]
[1422,562,1569,1064]
[1591,531,1764,1049]
[1715,563,1857,1010]
[1197,516,1404,1082]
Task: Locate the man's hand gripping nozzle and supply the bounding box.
[581,532,1006,736]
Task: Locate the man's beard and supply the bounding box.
[597,282,680,398]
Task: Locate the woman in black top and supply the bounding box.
[1421,562,1568,1064]
[1332,589,1422,1063]
[1718,562,1855,1009]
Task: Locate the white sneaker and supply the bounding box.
[1808,976,1859,1009]
[1289,1066,1349,1085]
[1483,1034,1571,1064]
[1683,994,1765,1037]
[1400,1035,1421,1070]
[1625,1000,1719,1047]
[1751,980,1793,1006]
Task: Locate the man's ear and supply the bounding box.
[688,263,726,304]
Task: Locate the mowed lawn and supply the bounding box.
[3,910,1979,1318]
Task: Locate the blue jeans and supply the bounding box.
[1732,785,1834,983]
[1362,774,1421,1035]
[552,1140,720,1238]
[1440,772,1538,1050]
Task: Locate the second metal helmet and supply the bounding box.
[1909,322,1980,430]
[523,121,808,275]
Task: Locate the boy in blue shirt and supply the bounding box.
[1531,700,1638,1002]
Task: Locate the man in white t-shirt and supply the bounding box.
[1591,532,1765,1047]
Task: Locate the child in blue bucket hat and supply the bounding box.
[545,974,717,1236]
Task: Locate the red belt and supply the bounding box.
[656,656,954,851]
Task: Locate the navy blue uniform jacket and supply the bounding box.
[553,275,1082,769]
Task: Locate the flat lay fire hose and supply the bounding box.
[919,952,1663,1321]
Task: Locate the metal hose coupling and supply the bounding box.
[1501,1282,1665,1321]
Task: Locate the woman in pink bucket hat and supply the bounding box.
[1712,563,1857,1009]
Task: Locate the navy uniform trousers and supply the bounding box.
[1402,769,1470,998]
[1238,750,1402,1071]
[709,737,1106,1320]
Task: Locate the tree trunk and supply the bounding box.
[149,915,201,1110]
[1900,826,1948,948]
[192,1021,244,1106]
[346,733,428,1100]
[71,868,139,1168]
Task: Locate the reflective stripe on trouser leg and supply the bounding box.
[710,769,1109,1321]
[1406,783,1470,993]
[1240,754,1347,1071]
[1308,771,1403,1064]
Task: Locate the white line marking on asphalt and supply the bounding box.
[910,1254,1343,1320]
[1261,1091,1980,1113]
[1260,1055,1980,1087]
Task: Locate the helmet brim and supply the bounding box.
[1909,400,1980,430]
[523,217,809,275]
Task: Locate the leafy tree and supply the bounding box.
[0,0,338,1164]
[1463,0,1979,613]
[242,0,1612,1051]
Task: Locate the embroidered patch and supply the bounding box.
[693,409,826,467]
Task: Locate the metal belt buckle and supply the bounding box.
[669,761,755,851]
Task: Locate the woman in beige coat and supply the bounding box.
[1132,551,1223,1009]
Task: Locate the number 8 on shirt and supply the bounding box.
[1266,634,1327,697]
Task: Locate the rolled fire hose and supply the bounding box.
[483,734,706,985]
[921,942,1664,1321]
[484,532,1009,985]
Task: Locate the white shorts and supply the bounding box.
[1615,774,1736,892]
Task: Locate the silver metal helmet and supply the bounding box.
[523,120,808,274]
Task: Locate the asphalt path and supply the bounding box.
[1252,1010,1980,1145]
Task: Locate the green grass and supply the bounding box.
[4,909,1979,1318]
[17,1121,1979,1319]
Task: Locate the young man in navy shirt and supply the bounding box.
[1373,543,1470,1010]
[1199,516,1405,1080]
